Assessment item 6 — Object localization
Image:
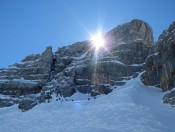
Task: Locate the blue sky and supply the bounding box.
[0,0,175,68]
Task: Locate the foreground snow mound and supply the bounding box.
[0,74,175,132]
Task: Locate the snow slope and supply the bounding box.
[0,73,175,132]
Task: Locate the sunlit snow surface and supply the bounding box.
[1,74,175,132]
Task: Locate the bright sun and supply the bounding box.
[91,32,105,50]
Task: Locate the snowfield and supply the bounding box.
[0,74,175,132]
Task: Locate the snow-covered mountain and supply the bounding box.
[1,73,175,132]
[0,19,155,111]
[0,19,175,131]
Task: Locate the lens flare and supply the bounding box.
[89,30,114,85]
[91,32,105,50]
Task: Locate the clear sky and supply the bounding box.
[0,0,175,68]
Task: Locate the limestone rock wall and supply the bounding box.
[0,19,154,111]
[141,21,175,91]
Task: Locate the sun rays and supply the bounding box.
[91,31,105,51]
[87,30,112,84]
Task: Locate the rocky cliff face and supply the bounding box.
[141,21,175,92]
[105,19,153,47]
[140,20,175,107]
[0,19,153,111]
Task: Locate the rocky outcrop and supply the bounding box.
[0,46,53,96]
[18,99,37,112]
[0,46,54,111]
[0,80,41,96]
[141,21,175,91]
[0,19,153,111]
[163,90,175,107]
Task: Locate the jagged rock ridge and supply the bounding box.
[0,19,154,111]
